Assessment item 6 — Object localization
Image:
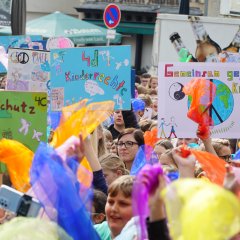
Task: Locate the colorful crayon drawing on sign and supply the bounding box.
[0,35,43,73]
[0,91,47,151]
[50,45,131,110]
[7,48,50,92]
[158,62,239,138]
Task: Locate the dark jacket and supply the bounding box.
[147,218,171,240]
[108,108,139,140]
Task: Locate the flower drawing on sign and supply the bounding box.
[85,80,104,96]
[32,129,43,142]
[19,118,31,136]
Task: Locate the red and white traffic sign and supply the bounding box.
[103,4,121,29]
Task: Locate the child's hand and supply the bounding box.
[196,124,210,141]
[172,147,196,178]
[56,134,85,163]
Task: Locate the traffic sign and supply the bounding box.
[103,4,121,29]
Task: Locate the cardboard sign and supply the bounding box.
[158,62,239,139]
[7,48,50,92]
[50,45,131,110]
[0,91,47,151]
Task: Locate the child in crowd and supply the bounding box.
[92,190,107,224]
[148,76,158,90]
[97,125,107,158]
[110,139,118,154]
[154,139,174,160]
[103,129,113,153]
[99,153,128,186]
[94,174,169,240]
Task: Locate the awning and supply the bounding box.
[85,20,155,35]
[0,11,122,44]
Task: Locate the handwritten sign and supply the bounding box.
[50,45,131,110]
[7,48,50,92]
[0,91,47,151]
[158,62,240,139]
[0,35,43,73]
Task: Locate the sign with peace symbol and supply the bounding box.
[17,52,29,64]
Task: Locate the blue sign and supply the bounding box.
[103,4,121,29]
[50,45,131,110]
[0,35,43,73]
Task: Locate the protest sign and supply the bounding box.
[50,45,131,110]
[158,62,239,138]
[7,48,50,92]
[0,91,47,151]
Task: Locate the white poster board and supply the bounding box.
[158,62,239,139]
[7,48,50,92]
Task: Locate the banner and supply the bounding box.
[158,62,239,139]
[0,91,47,151]
[7,48,50,92]
[0,35,43,73]
[50,45,131,110]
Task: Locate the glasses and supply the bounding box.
[219,154,232,162]
[116,141,138,148]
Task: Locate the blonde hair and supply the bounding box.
[139,119,153,132]
[108,175,135,198]
[97,125,107,158]
[148,76,158,89]
[155,139,174,150]
[138,94,152,107]
[135,84,148,95]
[150,120,158,130]
[99,153,128,175]
[103,129,113,142]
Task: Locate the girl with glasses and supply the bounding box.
[117,128,144,171]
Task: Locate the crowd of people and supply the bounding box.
[0,71,240,240]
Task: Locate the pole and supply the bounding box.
[179,0,190,15]
[204,0,209,16]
